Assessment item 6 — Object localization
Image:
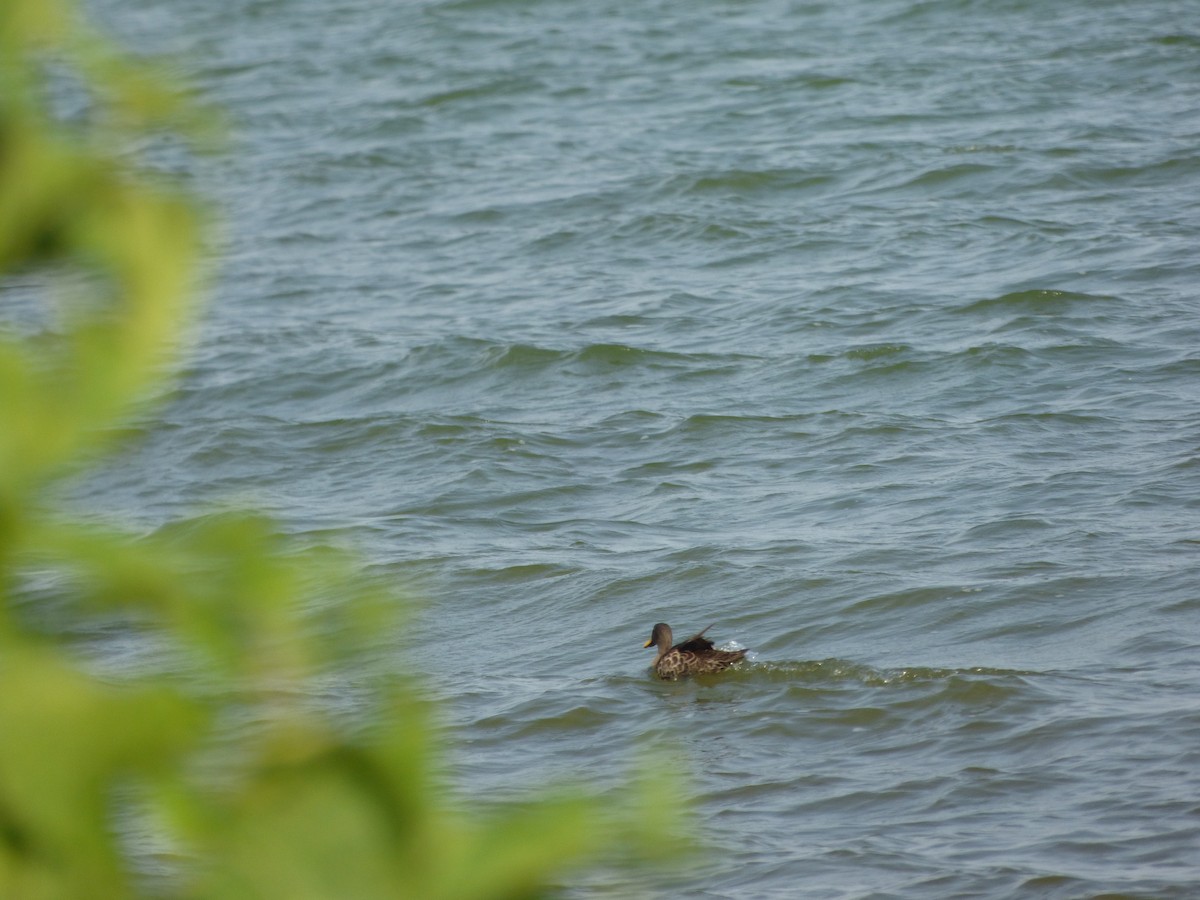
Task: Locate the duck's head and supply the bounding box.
[643,623,672,649]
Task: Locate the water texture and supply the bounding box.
[66,0,1200,895]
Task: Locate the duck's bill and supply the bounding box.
[642,639,653,648]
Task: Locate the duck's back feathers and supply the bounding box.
[673,624,715,654]
[654,645,746,679]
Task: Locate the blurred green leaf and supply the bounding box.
[0,645,201,899]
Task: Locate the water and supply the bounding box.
[62,0,1200,895]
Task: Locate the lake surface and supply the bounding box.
[76,0,1200,895]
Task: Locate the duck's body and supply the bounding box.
[643,623,747,680]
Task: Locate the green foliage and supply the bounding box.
[0,1,684,897]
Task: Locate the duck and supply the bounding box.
[643,622,747,679]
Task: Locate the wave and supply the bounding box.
[720,658,1038,687]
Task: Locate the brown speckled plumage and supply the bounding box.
[643,623,747,680]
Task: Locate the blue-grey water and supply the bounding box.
[66,0,1200,895]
